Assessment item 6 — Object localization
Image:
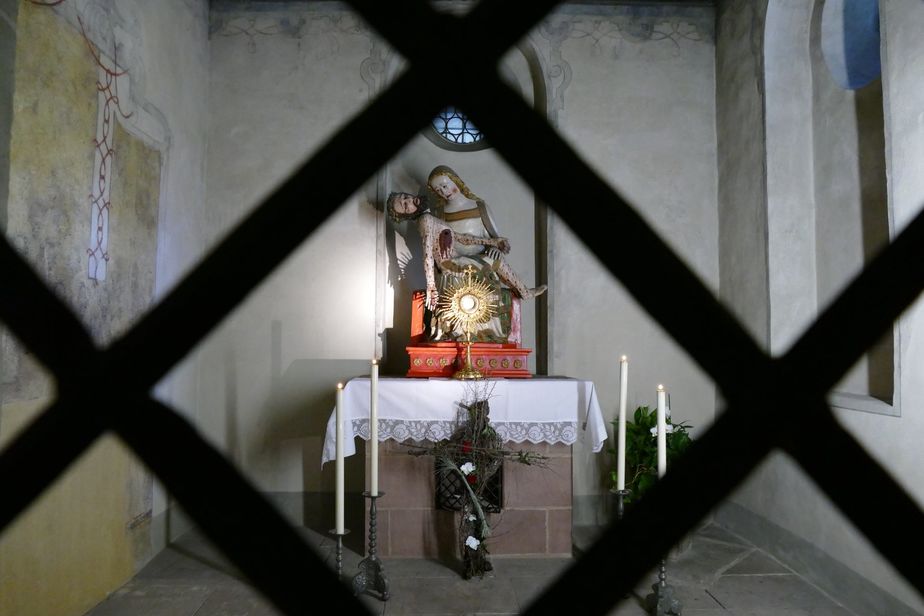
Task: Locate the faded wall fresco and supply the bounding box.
[107,120,161,342]
[0,4,161,616]
[2,0,97,403]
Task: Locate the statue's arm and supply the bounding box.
[454,232,510,254]
[418,216,440,310]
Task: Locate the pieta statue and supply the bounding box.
[387,165,546,346]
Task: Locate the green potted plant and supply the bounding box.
[607,405,694,507]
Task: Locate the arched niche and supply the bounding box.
[376,40,551,378]
[764,0,895,414]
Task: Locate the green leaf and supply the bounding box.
[606,405,694,502]
[637,472,655,497]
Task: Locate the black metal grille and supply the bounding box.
[435,460,503,514]
[3,1,924,615]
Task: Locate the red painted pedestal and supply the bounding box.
[406,289,532,378]
[406,342,532,378]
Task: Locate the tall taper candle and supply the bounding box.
[656,384,667,478]
[617,355,628,491]
[370,359,379,496]
[335,382,345,534]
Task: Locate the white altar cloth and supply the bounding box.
[321,377,607,465]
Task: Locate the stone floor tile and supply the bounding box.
[381,557,463,578]
[668,538,755,586]
[489,557,574,580]
[134,545,245,585]
[708,574,842,611]
[78,524,871,616]
[603,596,651,616]
[466,578,521,615]
[83,582,211,616]
[806,608,856,616]
[724,549,793,576]
[347,590,387,615]
[192,585,282,616]
[726,610,853,616]
[384,575,519,615]
[506,575,555,610]
[695,522,753,546]
[662,585,725,611]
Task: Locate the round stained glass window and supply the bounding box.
[432,107,484,145]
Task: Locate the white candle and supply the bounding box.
[617,355,628,491]
[656,384,667,478]
[370,359,379,496]
[335,382,345,534]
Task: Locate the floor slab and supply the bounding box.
[81,521,863,616]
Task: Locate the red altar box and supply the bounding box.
[406,341,532,378]
[406,290,532,378]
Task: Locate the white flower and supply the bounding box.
[650,424,675,436]
[465,536,481,550]
[467,514,477,522]
[460,462,476,475]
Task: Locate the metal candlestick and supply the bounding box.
[645,557,682,615]
[614,489,631,520]
[328,529,350,580]
[612,489,634,603]
[352,492,390,601]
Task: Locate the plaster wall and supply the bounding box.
[114,0,212,535]
[717,0,924,612]
[0,4,177,615]
[545,4,718,522]
[125,0,211,417]
[715,0,770,350]
[202,4,380,502]
[811,3,891,401]
[0,0,15,232]
[856,14,924,602]
[809,0,924,609]
[764,0,817,355]
[0,0,14,450]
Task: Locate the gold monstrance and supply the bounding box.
[435,265,498,379]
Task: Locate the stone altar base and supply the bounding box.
[363,439,572,559]
[405,342,533,378]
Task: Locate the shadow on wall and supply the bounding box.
[854,78,892,401]
[256,358,370,554]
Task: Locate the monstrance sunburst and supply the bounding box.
[435,265,498,379]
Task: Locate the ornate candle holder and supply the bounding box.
[352,491,389,601]
[613,488,631,521]
[435,266,498,380]
[327,528,350,580]
[454,331,483,380]
[645,558,683,615]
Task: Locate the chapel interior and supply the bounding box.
[2,0,923,614]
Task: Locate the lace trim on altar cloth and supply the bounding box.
[351,418,578,446]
